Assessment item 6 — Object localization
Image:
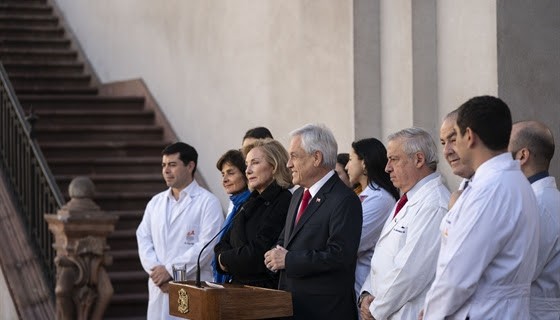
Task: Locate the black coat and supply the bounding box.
[278,174,362,320]
[214,182,292,289]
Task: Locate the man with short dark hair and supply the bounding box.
[509,120,559,319]
[136,142,224,319]
[242,126,274,148]
[423,96,539,319]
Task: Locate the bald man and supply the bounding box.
[509,120,560,319]
[439,110,475,209]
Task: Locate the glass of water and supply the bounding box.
[172,263,187,282]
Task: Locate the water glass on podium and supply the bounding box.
[172,263,187,282]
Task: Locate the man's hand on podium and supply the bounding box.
[159,282,169,293]
[264,245,288,272]
[150,265,172,286]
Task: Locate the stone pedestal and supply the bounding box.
[44,177,118,320]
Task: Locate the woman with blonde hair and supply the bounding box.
[214,139,292,288]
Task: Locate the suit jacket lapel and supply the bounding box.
[287,175,337,245]
[283,187,303,246]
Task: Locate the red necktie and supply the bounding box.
[393,193,408,218]
[359,195,368,202]
[295,189,312,225]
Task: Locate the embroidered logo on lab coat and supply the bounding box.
[185,230,196,245]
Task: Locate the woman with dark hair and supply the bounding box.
[212,149,252,284]
[214,139,292,288]
[346,138,399,297]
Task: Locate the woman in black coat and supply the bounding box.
[214,139,292,289]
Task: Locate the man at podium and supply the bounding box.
[265,124,363,319]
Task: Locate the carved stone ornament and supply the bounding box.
[44,176,118,320]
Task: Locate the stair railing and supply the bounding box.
[0,62,64,291]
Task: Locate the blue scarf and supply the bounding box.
[212,189,251,283]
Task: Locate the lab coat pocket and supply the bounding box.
[391,223,408,249]
[184,224,200,246]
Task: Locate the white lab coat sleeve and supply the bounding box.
[136,197,161,274]
[369,205,446,319]
[361,270,373,295]
[164,196,224,277]
[423,187,517,318]
[533,206,557,281]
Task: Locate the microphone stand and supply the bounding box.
[196,205,246,287]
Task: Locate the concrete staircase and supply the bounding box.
[1,0,170,318]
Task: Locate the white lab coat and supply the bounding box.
[530,176,560,320]
[355,184,396,298]
[136,180,224,320]
[361,174,450,319]
[423,153,539,320]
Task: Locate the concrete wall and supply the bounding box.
[54,0,355,208]
[54,0,557,199]
[436,0,498,188]
[497,0,560,178]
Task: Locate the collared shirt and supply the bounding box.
[297,170,335,212]
[406,172,438,200]
[528,170,549,184]
[165,182,196,226]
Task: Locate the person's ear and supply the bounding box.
[313,151,323,167]
[517,148,530,166]
[465,127,475,148]
[186,161,196,174]
[414,152,426,168]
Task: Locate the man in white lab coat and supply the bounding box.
[509,120,560,319]
[136,142,224,319]
[358,127,450,319]
[423,96,540,319]
[439,110,475,209]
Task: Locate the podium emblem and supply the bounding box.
[177,288,189,314]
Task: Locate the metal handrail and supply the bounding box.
[0,61,64,291]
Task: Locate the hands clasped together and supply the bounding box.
[150,265,171,293]
[264,245,288,272]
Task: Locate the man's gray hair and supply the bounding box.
[290,124,338,169]
[387,127,438,171]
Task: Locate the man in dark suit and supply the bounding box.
[264,124,363,319]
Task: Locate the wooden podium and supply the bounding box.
[169,281,293,319]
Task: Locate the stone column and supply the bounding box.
[44,177,118,320]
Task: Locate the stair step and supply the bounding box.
[36,125,163,142]
[9,74,90,88]
[47,157,161,175]
[0,37,70,49]
[0,4,52,16]
[108,249,143,273]
[55,173,163,193]
[92,192,154,211]
[3,60,83,74]
[0,14,58,27]
[19,95,146,111]
[0,48,77,62]
[106,293,148,318]
[0,25,64,38]
[110,210,144,229]
[41,141,169,159]
[14,86,98,95]
[108,228,144,250]
[109,270,148,295]
[34,110,155,126]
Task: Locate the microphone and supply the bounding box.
[195,205,246,287]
